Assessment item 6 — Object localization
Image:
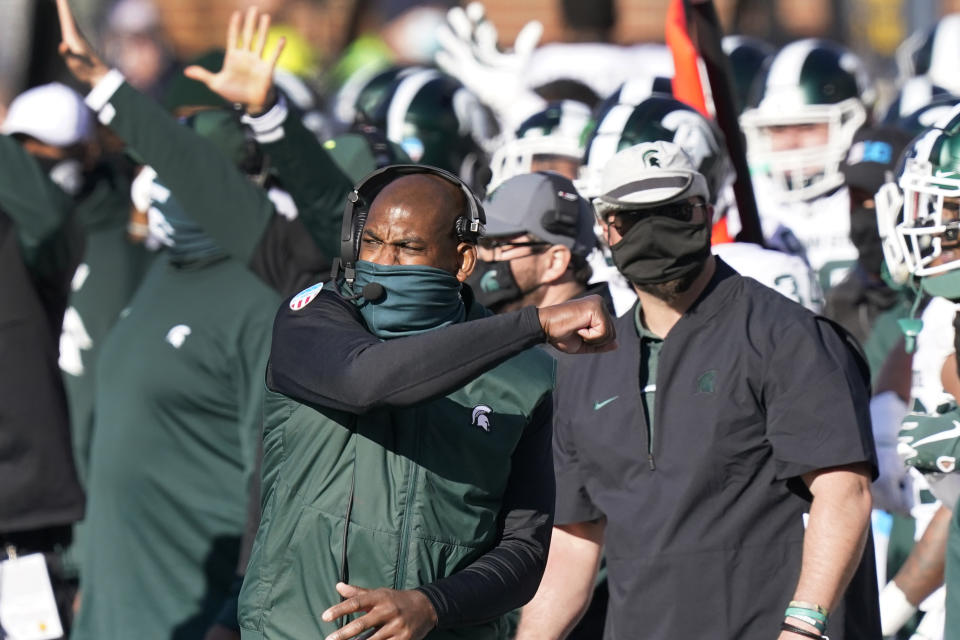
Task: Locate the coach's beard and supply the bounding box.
[632,259,708,303]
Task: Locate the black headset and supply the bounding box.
[537,172,587,240]
[332,164,486,285]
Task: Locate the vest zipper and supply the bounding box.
[337,421,359,629]
[393,457,418,589]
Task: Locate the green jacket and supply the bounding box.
[61,157,152,485]
[238,306,555,640]
[72,254,279,640]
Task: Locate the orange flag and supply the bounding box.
[666,0,710,118]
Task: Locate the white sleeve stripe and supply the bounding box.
[241,93,288,143]
[85,69,126,113]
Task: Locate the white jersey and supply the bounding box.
[900,294,960,638]
[910,295,960,509]
[754,180,858,290]
[525,43,674,99]
[912,296,958,413]
[713,242,823,312]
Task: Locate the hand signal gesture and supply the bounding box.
[183,7,285,115]
[56,0,110,86]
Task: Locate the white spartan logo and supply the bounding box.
[166,324,192,349]
[472,405,492,432]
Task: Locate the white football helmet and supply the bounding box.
[740,39,874,203]
[487,100,591,192]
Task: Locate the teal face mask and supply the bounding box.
[351,260,465,339]
[921,270,960,300]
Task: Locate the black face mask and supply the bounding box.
[609,215,711,285]
[849,206,884,276]
[466,259,536,310]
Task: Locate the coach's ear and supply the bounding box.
[456,242,477,282]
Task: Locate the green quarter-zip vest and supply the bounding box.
[239,304,555,640]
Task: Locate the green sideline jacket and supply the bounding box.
[238,303,555,640]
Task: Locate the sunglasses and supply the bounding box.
[478,239,552,251]
[597,200,708,230]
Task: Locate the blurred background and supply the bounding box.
[5,0,960,112]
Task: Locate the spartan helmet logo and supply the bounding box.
[642,149,661,167]
[471,405,493,432]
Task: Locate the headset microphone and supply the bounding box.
[343,282,386,303]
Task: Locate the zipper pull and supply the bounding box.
[648,453,656,470]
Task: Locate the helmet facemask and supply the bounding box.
[895,156,960,277]
[875,181,911,285]
[489,102,591,193]
[741,96,866,202]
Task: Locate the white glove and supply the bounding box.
[434,2,545,131]
[910,604,945,640]
[871,391,914,515]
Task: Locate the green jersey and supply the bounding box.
[72,254,279,640]
[60,158,152,484]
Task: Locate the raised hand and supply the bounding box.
[56,0,110,87]
[434,2,543,126]
[538,295,618,354]
[183,7,285,115]
[320,582,437,640]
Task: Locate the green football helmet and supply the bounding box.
[366,67,500,193]
[721,35,774,115]
[740,39,874,202]
[576,93,733,208]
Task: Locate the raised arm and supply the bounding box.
[57,0,324,294]
[186,7,354,260]
[267,289,615,413]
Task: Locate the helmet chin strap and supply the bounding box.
[898,279,926,354]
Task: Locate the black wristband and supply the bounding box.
[781,621,825,640]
